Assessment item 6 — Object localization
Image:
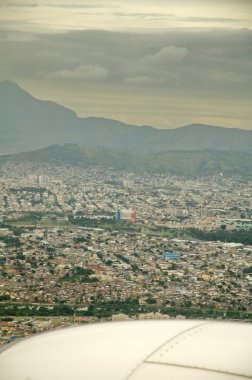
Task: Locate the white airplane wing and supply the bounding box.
[0,320,251,380]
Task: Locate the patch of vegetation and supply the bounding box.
[0,301,251,321]
[186,227,252,245]
[2,144,252,177]
[59,266,99,283]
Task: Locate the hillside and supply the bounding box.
[1,144,252,177]
[0,81,252,154]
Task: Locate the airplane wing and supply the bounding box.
[0,320,251,380]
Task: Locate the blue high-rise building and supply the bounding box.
[116,208,121,223]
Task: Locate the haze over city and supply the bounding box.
[0,0,252,129]
[1,3,252,378]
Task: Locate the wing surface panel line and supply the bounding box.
[144,360,252,379]
[124,320,211,380]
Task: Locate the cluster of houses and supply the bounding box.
[0,161,251,342]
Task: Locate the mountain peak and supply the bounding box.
[0,80,33,98]
[0,81,252,155]
[0,80,24,90]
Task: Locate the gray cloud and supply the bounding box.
[0,0,116,8]
[123,76,157,85]
[0,28,251,129]
[1,28,251,90]
[146,45,188,64]
[44,64,109,81]
[182,16,249,23]
[41,3,113,9]
[0,1,37,7]
[114,12,246,24]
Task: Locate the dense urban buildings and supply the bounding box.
[0,162,251,343]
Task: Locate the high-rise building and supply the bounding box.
[115,208,136,223]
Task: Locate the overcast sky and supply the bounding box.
[0,0,252,129]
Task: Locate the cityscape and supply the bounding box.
[1,1,252,378]
[0,162,251,344]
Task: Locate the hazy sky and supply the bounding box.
[0,0,252,129]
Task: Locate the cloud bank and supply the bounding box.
[0,1,251,129]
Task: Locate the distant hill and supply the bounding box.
[1,144,252,177]
[0,80,252,154]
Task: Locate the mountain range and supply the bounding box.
[1,80,252,155]
[1,143,252,177]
